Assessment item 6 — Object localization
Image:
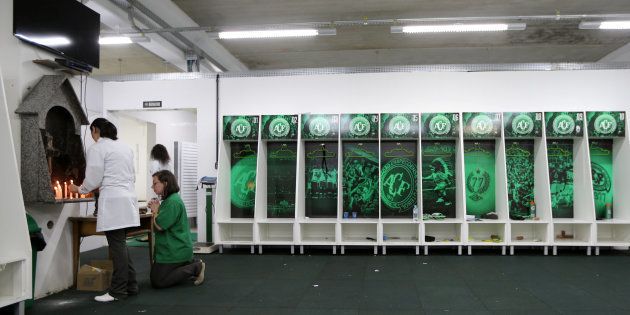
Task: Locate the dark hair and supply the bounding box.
[153,170,180,199]
[150,144,170,165]
[90,118,118,140]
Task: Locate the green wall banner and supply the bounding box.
[340,114,379,139]
[223,115,259,141]
[230,142,257,218]
[547,139,574,218]
[342,142,379,218]
[463,112,501,139]
[590,139,614,220]
[505,140,535,219]
[503,112,543,138]
[587,111,625,138]
[301,114,339,140]
[262,115,298,140]
[464,140,496,218]
[545,112,584,138]
[380,113,420,140]
[421,140,457,218]
[421,113,460,139]
[305,142,338,217]
[267,142,297,218]
[380,141,418,218]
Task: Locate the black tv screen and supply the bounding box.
[13,0,100,68]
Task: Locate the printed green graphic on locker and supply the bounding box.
[262,115,298,140]
[421,113,460,139]
[230,142,257,218]
[381,113,419,139]
[506,140,535,218]
[223,116,259,140]
[547,140,574,218]
[422,141,457,218]
[587,112,625,138]
[464,141,496,218]
[381,141,417,218]
[590,140,613,220]
[343,142,379,217]
[340,114,378,139]
[267,142,297,218]
[545,112,584,138]
[463,113,501,138]
[301,114,339,140]
[305,142,338,217]
[503,112,542,138]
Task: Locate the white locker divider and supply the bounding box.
[214,111,630,256]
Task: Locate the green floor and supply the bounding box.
[26,246,630,314]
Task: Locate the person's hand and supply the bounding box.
[148,198,160,215]
[69,184,80,193]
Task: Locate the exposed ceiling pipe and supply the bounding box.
[87,0,190,72]
[118,0,233,72]
[133,0,247,72]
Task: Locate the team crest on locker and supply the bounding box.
[553,114,576,135]
[349,116,371,136]
[269,117,291,138]
[231,118,252,138]
[429,115,452,135]
[594,114,617,135]
[512,114,534,135]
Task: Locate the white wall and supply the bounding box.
[102,69,630,244]
[0,0,103,161]
[1,0,106,299]
[220,71,630,114]
[104,70,630,179]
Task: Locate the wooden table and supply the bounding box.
[69,214,153,286]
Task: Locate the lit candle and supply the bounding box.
[54,186,59,199]
[64,182,67,199]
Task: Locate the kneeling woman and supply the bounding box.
[148,170,205,288]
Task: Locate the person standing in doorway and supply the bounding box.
[149,144,172,175]
[148,170,205,288]
[69,118,139,302]
[148,144,172,202]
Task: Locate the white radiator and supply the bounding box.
[174,141,198,218]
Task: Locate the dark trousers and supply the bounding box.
[104,229,138,297]
[150,260,202,289]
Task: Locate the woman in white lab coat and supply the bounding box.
[70,118,139,302]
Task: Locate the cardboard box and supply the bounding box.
[76,265,109,291]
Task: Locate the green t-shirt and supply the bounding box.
[154,193,193,264]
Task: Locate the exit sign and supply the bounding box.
[143,101,162,108]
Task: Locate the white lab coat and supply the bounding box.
[148,159,172,201]
[149,159,172,176]
[79,138,139,232]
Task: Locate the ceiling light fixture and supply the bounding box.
[579,20,630,30]
[99,36,151,45]
[391,23,526,34]
[212,28,336,39]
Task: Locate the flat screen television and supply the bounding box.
[13,0,101,69]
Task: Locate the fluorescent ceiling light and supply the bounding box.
[99,36,132,45]
[216,28,335,39]
[600,21,630,29]
[391,23,526,34]
[16,34,71,46]
[580,20,630,30]
[98,36,151,44]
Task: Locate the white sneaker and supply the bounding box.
[94,292,117,302]
[193,261,205,286]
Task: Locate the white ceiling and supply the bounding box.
[92,0,630,75]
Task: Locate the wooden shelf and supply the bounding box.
[33,59,86,75]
